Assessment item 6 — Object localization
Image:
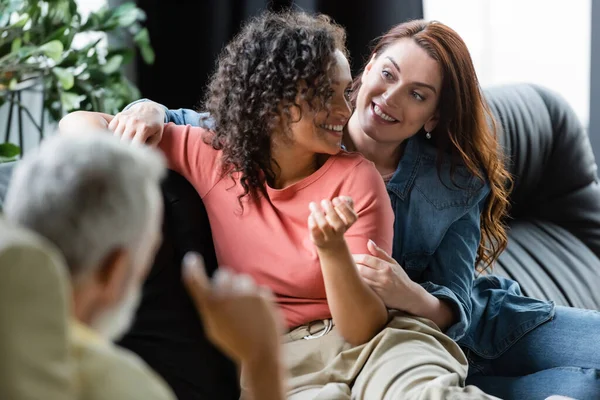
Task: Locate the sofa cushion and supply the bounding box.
[485,84,600,309]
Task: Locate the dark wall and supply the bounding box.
[317,0,423,74]
[135,0,423,110]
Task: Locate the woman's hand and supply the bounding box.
[354,241,457,330]
[308,197,387,345]
[108,101,166,146]
[353,240,417,311]
[308,196,357,249]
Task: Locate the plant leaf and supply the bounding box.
[12,14,29,29]
[1,1,152,122]
[60,91,86,111]
[11,38,22,53]
[101,54,123,75]
[39,40,64,62]
[133,27,150,45]
[107,48,133,65]
[140,43,155,65]
[17,45,37,59]
[0,143,21,158]
[46,26,73,49]
[53,67,74,90]
[113,3,143,27]
[133,28,154,64]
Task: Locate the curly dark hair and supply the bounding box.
[202,10,347,205]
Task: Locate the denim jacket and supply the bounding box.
[128,100,555,360]
[387,133,554,359]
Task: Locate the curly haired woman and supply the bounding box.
[59,10,502,400]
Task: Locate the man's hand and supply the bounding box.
[108,101,165,146]
[181,252,283,365]
[308,196,357,249]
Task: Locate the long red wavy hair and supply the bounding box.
[351,20,512,270]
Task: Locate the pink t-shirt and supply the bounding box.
[159,123,394,328]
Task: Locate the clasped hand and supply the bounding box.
[308,196,357,249]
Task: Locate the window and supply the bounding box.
[424,0,591,127]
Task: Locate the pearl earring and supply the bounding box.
[425,131,432,140]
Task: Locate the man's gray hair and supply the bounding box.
[4,132,166,279]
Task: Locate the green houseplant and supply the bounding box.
[0,0,154,126]
[0,142,19,162]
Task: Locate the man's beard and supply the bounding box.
[90,283,142,342]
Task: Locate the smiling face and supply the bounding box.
[354,38,443,145]
[286,49,353,155]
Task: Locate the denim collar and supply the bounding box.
[386,135,423,200]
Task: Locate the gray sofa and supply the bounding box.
[488,84,600,309]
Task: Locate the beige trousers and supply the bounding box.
[282,312,501,400]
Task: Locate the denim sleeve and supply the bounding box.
[123,99,211,128]
[420,187,489,342]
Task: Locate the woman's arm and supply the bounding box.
[123,99,209,127]
[79,100,209,146]
[60,98,204,146]
[308,159,395,346]
[418,197,486,339]
[309,197,388,346]
[355,241,455,331]
[58,111,113,133]
[59,110,162,145]
[356,188,489,339]
[59,111,220,199]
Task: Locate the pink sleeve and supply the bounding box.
[341,159,394,255]
[158,123,223,197]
